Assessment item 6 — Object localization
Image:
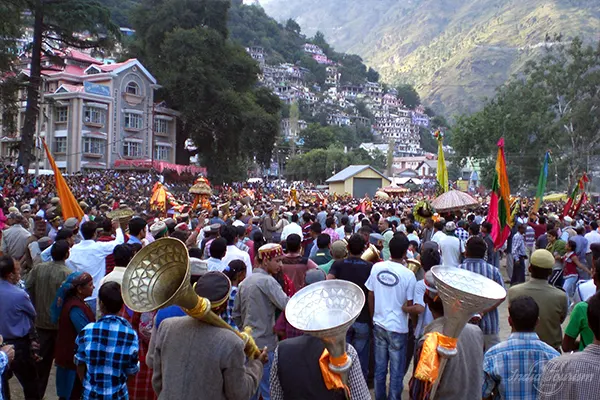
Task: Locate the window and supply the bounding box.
[154,118,168,134]
[154,145,170,161]
[124,113,143,129]
[125,82,140,95]
[83,106,106,125]
[54,137,67,153]
[56,107,68,123]
[83,137,104,155]
[123,141,142,157]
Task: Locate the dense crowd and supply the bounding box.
[1,168,600,400]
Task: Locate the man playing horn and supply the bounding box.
[147,271,268,399]
[409,271,484,400]
[233,244,289,400]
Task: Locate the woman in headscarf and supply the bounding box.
[51,272,95,400]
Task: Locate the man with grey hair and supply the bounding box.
[1,213,31,260]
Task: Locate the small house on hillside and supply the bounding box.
[326,165,391,198]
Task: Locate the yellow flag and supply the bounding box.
[42,139,84,221]
[435,130,448,193]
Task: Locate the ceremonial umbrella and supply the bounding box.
[375,191,390,200]
[431,190,479,212]
[382,185,409,195]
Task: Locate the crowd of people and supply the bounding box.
[0,169,599,400]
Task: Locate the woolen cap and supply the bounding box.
[63,217,79,230]
[331,240,348,259]
[530,249,555,269]
[150,221,168,238]
[194,271,231,309]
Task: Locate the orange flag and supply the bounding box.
[42,139,84,221]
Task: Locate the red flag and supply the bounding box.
[563,173,589,218]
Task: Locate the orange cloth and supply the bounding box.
[414,332,458,383]
[318,349,350,397]
[42,139,84,221]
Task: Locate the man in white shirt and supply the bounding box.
[68,219,124,312]
[220,225,252,277]
[206,238,228,272]
[584,221,600,266]
[280,213,302,242]
[440,222,464,267]
[430,220,446,247]
[365,235,417,400]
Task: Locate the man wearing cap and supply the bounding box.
[440,221,464,267]
[410,271,484,400]
[20,204,34,234]
[148,271,267,399]
[233,244,289,400]
[318,240,347,274]
[1,213,31,261]
[47,214,61,241]
[149,220,168,240]
[508,249,568,351]
[63,217,81,244]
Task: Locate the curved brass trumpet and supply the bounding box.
[121,238,260,359]
[361,244,381,263]
[406,258,422,275]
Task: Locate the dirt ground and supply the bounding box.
[5,262,547,399]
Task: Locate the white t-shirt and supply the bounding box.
[281,222,303,242]
[221,245,253,277]
[431,230,447,247]
[365,260,416,333]
[413,279,434,338]
[574,279,596,304]
[440,235,464,267]
[584,230,600,253]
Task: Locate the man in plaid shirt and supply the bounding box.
[75,282,139,399]
[483,296,560,400]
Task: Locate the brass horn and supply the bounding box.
[407,258,422,275]
[361,243,381,263]
[121,238,260,359]
[218,201,231,219]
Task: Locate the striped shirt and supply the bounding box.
[483,332,560,400]
[459,258,505,335]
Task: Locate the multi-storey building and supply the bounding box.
[2,48,179,173]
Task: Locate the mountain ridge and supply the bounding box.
[262,0,600,116]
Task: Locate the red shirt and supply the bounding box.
[528,221,547,239]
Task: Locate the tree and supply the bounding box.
[0,1,23,72]
[396,84,420,108]
[452,38,600,190]
[285,18,301,35]
[366,67,379,82]
[131,0,281,182]
[300,124,338,150]
[18,0,119,171]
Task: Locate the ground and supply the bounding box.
[5,262,535,399]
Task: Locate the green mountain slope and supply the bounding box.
[262,0,600,115]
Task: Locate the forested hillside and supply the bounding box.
[262,0,600,115]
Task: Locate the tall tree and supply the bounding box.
[18,0,118,171]
[131,0,280,182]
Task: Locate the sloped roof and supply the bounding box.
[326,165,388,183]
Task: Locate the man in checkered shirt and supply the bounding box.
[538,291,600,399]
[75,281,139,399]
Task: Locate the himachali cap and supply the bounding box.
[258,243,284,261]
[51,197,60,205]
[424,271,438,300]
[530,249,555,270]
[63,217,79,230]
[331,240,348,259]
[20,204,31,213]
[194,271,231,309]
[445,221,457,231]
[175,223,189,231]
[8,207,19,214]
[150,221,168,238]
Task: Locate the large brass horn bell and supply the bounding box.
[121,238,261,358]
[121,238,198,312]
